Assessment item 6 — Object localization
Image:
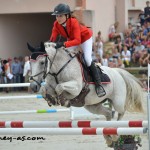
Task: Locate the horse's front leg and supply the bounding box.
[55,80,81,97]
[55,80,82,107]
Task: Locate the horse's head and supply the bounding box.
[27,42,48,92]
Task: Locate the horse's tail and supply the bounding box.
[115,68,144,113]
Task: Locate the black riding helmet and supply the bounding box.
[52,3,71,15]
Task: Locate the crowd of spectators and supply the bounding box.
[1,1,150,92]
[0,56,31,93]
[92,1,150,70]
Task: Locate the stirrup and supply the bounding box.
[95,85,106,97]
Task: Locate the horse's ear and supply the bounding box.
[27,42,35,52]
[40,42,46,52]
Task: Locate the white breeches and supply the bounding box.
[67,37,93,66]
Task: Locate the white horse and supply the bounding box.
[28,42,144,146]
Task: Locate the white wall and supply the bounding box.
[86,0,116,41]
[0,0,76,14]
[0,13,55,59]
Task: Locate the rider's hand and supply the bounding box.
[55,42,64,49]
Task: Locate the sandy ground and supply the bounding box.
[0,91,149,150]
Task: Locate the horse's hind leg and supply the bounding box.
[85,103,113,146]
[85,102,112,121]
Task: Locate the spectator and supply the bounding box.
[23,56,30,82]
[132,40,145,63]
[143,21,150,36]
[130,24,142,40]
[138,9,145,27]
[95,31,104,43]
[108,22,121,41]
[124,23,133,38]
[11,57,22,91]
[18,56,25,88]
[139,50,149,67]
[125,36,133,50]
[117,58,125,68]
[95,38,103,59]
[114,36,123,53]
[112,47,121,59]
[23,56,31,92]
[2,59,13,92]
[121,45,131,67]
[144,1,150,23]
[101,54,108,67]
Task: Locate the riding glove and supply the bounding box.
[55,42,64,49]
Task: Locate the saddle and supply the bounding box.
[77,53,111,84]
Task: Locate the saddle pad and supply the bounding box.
[79,62,111,84]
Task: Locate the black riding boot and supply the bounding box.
[89,62,106,97]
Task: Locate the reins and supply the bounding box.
[30,48,78,87]
[45,48,77,84]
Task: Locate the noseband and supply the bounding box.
[30,54,49,87]
[45,48,77,84]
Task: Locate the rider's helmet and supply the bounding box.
[52,3,71,15]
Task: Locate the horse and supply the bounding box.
[28,41,144,147]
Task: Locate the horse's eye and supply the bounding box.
[40,61,45,65]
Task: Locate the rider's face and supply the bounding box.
[56,14,67,24]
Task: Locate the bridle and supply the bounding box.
[45,48,77,85]
[30,48,77,88]
[30,53,49,87]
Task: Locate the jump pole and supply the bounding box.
[0,83,30,88]
[148,64,150,150]
[0,120,148,128]
[0,82,45,88]
[0,95,43,99]
[0,109,70,115]
[0,127,147,135]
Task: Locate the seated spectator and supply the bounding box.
[139,50,149,67]
[141,36,149,48]
[101,54,109,67]
[117,58,125,68]
[108,22,121,41]
[108,58,118,68]
[131,23,142,40]
[124,36,133,50]
[132,40,145,63]
[121,45,131,67]
[114,36,123,53]
[143,21,150,36]
[124,23,133,38]
[112,47,120,59]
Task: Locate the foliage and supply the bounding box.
[113,135,142,150]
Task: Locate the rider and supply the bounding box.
[50,3,106,97]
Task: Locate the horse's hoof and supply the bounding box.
[112,135,119,142]
[46,100,52,107]
[107,141,115,148]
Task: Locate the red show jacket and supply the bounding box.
[50,17,92,48]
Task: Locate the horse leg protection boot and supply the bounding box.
[89,62,106,97]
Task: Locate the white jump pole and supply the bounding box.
[0,127,147,135]
[0,95,43,99]
[148,64,150,150]
[0,120,148,128]
[0,83,30,88]
[0,108,70,115]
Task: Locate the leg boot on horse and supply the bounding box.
[89,61,106,97]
